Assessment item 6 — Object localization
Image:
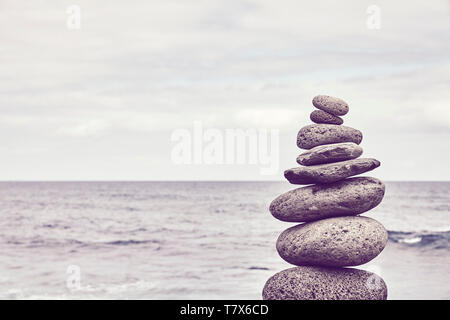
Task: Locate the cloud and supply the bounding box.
[57,119,110,137]
[233,108,304,128]
[0,0,449,180]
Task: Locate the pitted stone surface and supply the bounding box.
[312,95,349,116]
[276,216,388,267]
[297,124,362,150]
[310,109,343,125]
[285,158,380,185]
[297,142,363,166]
[269,177,385,222]
[262,266,387,300]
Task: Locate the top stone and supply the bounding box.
[313,95,349,116]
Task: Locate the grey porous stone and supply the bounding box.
[310,109,343,125]
[262,266,387,300]
[284,158,380,185]
[312,95,349,116]
[269,177,385,222]
[297,142,363,166]
[297,124,362,150]
[276,216,388,267]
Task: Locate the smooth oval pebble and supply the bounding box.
[312,95,349,116]
[284,158,380,185]
[297,124,362,149]
[269,177,385,222]
[276,216,388,267]
[297,142,363,166]
[262,266,387,300]
[310,109,343,125]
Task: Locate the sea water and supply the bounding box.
[0,181,448,299]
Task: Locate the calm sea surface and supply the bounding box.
[0,181,449,299]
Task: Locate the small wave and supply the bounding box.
[124,207,140,212]
[107,193,187,201]
[108,193,133,198]
[42,224,70,230]
[26,238,84,248]
[388,230,450,249]
[248,266,269,270]
[73,280,158,295]
[5,237,161,249]
[105,239,160,246]
[399,237,422,244]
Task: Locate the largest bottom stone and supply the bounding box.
[263,266,387,300]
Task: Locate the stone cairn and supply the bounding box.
[263,95,388,300]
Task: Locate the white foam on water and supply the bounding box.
[399,237,422,244]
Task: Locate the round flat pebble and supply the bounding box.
[297,124,362,150]
[310,109,343,125]
[262,266,387,300]
[312,95,349,116]
[269,177,385,222]
[297,142,363,166]
[276,216,388,267]
[284,158,380,185]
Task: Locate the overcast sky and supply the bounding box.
[1,0,449,181]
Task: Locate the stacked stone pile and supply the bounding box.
[262,95,388,300]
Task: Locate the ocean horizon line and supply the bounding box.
[1,180,449,183]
